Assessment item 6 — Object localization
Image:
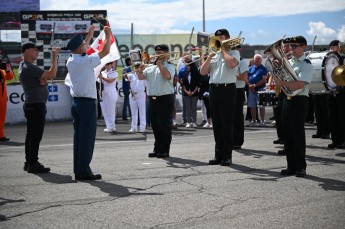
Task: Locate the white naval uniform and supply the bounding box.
[100,69,118,131]
[127,72,147,132]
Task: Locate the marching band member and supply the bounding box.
[126,62,147,133]
[233,45,248,150]
[137,45,175,158]
[274,36,313,177]
[98,62,118,133]
[200,28,240,166]
[273,39,291,155]
[327,40,345,149]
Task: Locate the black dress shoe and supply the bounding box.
[335,143,345,149]
[156,153,169,158]
[273,139,284,144]
[320,135,330,139]
[220,159,232,166]
[312,134,321,138]
[295,169,306,177]
[328,143,336,149]
[148,152,158,157]
[277,149,286,155]
[281,168,296,176]
[27,162,51,173]
[233,145,241,150]
[75,173,102,180]
[209,158,221,165]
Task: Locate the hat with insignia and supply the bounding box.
[67,33,84,51]
[288,36,307,46]
[215,29,230,37]
[21,42,43,53]
[329,40,340,47]
[154,44,169,52]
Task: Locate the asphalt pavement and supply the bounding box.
[1,108,345,229]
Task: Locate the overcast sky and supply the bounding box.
[38,0,345,45]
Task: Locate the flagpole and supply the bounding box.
[91,16,107,28]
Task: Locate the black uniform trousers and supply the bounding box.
[23,103,46,164]
[209,83,236,161]
[233,87,245,146]
[313,94,330,136]
[328,90,345,145]
[273,92,285,141]
[282,96,307,171]
[149,94,174,155]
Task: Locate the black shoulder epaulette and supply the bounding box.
[304,59,311,64]
[240,56,243,61]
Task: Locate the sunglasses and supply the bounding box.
[289,44,303,49]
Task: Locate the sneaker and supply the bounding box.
[199,120,207,126]
[186,123,191,128]
[259,121,266,126]
[247,121,256,127]
[129,129,137,133]
[192,123,198,128]
[203,123,211,128]
[27,162,50,173]
[104,128,116,133]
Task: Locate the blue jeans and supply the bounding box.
[23,103,46,164]
[71,98,97,176]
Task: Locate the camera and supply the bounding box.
[0,63,6,70]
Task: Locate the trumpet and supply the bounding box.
[149,51,180,63]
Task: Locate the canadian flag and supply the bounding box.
[65,23,120,87]
[87,22,120,78]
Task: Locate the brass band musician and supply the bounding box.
[274,36,313,177]
[137,45,175,158]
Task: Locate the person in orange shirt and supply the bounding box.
[0,59,14,141]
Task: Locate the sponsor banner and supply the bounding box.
[21,11,107,23]
[36,21,90,34]
[6,83,73,124]
[6,81,186,125]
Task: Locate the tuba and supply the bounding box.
[264,39,303,97]
[331,41,345,86]
[208,36,244,54]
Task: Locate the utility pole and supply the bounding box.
[202,0,205,32]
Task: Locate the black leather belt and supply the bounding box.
[210,83,231,87]
[74,97,95,101]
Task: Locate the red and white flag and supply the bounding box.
[65,22,120,87]
[87,22,120,78]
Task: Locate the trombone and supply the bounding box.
[182,34,245,66]
[118,50,180,78]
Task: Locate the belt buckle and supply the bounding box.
[224,84,227,87]
[152,96,156,100]
[287,96,291,100]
